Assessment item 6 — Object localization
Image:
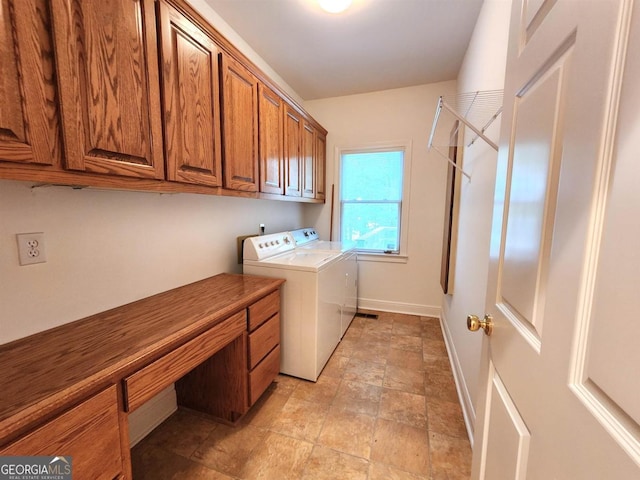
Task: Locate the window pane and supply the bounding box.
[342,151,403,201]
[341,202,400,251]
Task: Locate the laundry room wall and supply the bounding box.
[304,81,457,316]
[440,0,512,443]
[0,182,304,344]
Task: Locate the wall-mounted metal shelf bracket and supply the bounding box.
[428,90,503,180]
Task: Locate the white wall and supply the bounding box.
[304,82,457,316]
[440,0,511,442]
[0,181,303,344]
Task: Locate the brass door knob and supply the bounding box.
[467,314,493,336]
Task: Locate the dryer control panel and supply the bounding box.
[290,228,319,246]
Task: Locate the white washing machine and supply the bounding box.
[243,232,344,381]
[290,228,358,337]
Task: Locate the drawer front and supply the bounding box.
[0,385,123,480]
[248,290,280,331]
[249,344,280,405]
[124,310,246,412]
[248,313,280,370]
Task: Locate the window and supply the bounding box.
[340,144,410,256]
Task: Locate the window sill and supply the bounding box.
[355,252,408,264]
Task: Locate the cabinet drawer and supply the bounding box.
[248,290,280,331]
[249,344,280,405]
[248,313,280,370]
[124,310,246,412]
[0,385,123,480]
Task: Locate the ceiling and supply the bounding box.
[204,0,484,100]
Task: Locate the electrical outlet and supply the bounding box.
[16,232,47,266]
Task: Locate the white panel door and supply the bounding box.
[471,0,640,478]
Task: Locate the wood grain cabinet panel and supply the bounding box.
[248,313,280,370]
[302,121,316,199]
[0,386,124,480]
[176,333,248,423]
[248,290,280,331]
[284,106,302,197]
[258,84,285,194]
[315,132,326,200]
[157,1,223,186]
[221,54,259,192]
[124,310,246,412]
[249,345,280,405]
[50,0,165,179]
[0,0,62,166]
[246,291,281,407]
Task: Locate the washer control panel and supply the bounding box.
[243,232,295,261]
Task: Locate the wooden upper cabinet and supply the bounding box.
[0,0,327,200]
[258,84,284,195]
[221,54,259,192]
[0,0,62,167]
[50,0,164,179]
[284,106,302,197]
[157,1,223,186]
[315,132,326,201]
[302,121,316,199]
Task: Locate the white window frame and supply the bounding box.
[336,140,412,263]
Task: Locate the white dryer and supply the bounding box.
[243,232,344,382]
[290,228,358,337]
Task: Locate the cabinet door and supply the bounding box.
[221,54,259,192]
[157,1,222,186]
[0,0,61,166]
[315,132,327,200]
[50,0,164,179]
[258,84,284,194]
[302,121,316,198]
[284,106,302,197]
[0,386,124,480]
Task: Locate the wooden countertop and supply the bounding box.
[0,273,284,445]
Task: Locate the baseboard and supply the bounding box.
[128,385,177,447]
[440,310,476,446]
[357,298,441,317]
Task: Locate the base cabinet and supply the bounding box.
[249,345,281,405]
[247,292,281,403]
[0,274,282,480]
[176,333,249,423]
[0,386,126,480]
[176,290,281,422]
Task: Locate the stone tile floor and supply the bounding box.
[131,311,472,479]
